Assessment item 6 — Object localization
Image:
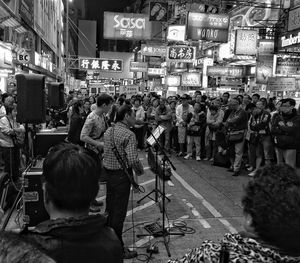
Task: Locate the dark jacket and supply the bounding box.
[67,112,84,146]
[249,110,271,135]
[226,107,248,131]
[21,214,123,263]
[186,111,206,136]
[271,109,300,149]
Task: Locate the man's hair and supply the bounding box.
[252,93,260,99]
[245,102,256,111]
[281,98,296,107]
[209,105,218,112]
[96,93,113,107]
[43,143,100,212]
[223,92,230,98]
[0,231,55,263]
[242,164,300,254]
[232,97,241,105]
[115,105,133,122]
[1,93,12,103]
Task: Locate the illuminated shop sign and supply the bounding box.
[79,58,123,72]
[167,25,186,42]
[130,61,148,72]
[207,66,244,77]
[141,44,167,57]
[187,12,229,42]
[166,76,181,86]
[235,29,258,55]
[148,68,165,75]
[280,32,300,48]
[166,46,196,63]
[181,72,201,87]
[103,12,152,40]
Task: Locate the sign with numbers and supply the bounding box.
[141,44,167,57]
[103,12,152,40]
[268,77,296,91]
[235,29,258,55]
[166,46,196,63]
[187,12,229,42]
[79,58,123,72]
[288,7,300,31]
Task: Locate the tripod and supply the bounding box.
[137,127,170,204]
[137,126,184,257]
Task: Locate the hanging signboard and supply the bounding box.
[288,6,300,31]
[79,58,123,72]
[235,29,258,55]
[167,25,186,42]
[19,0,34,27]
[187,12,229,42]
[130,61,148,72]
[207,66,244,77]
[267,77,296,91]
[103,12,152,40]
[166,76,181,86]
[141,44,167,57]
[181,72,201,87]
[166,46,196,63]
[279,32,300,49]
[148,68,165,75]
[256,55,273,84]
[258,40,274,55]
[149,1,168,22]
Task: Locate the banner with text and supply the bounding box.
[79,58,123,72]
[166,46,196,63]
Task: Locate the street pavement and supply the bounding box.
[0,151,251,263]
[120,151,251,263]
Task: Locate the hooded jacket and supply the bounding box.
[21,214,122,263]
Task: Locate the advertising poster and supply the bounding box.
[19,0,34,27]
[275,55,300,75]
[256,55,274,84]
[149,1,168,22]
[187,12,229,42]
[181,73,201,87]
[103,12,152,40]
[167,25,186,42]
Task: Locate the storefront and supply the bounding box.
[0,41,14,93]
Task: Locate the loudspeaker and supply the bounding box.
[48,82,64,108]
[23,162,50,227]
[16,74,46,123]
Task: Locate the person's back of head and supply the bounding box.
[242,164,300,255]
[43,143,100,215]
[0,231,55,263]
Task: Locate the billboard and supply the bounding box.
[256,55,274,84]
[141,44,167,57]
[166,76,181,86]
[235,30,258,55]
[19,0,34,27]
[103,12,152,40]
[167,25,186,42]
[187,12,229,42]
[181,73,201,87]
[288,6,300,31]
[207,66,244,77]
[130,62,148,72]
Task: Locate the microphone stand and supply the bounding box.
[137,125,184,257]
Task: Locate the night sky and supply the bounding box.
[86,0,134,52]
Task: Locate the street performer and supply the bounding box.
[103,105,144,259]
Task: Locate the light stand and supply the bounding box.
[137,126,184,257]
[137,126,170,205]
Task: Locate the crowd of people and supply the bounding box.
[64,90,300,177]
[0,89,300,262]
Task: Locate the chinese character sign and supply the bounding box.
[235,29,258,55]
[79,58,123,72]
[166,46,196,63]
[181,73,201,87]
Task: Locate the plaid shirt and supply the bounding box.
[103,122,143,173]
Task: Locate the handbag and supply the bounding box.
[227,130,245,143]
[6,117,24,147]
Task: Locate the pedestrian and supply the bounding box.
[132,97,145,150]
[271,98,300,168]
[103,105,144,259]
[67,100,85,146]
[225,98,248,176]
[176,94,194,157]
